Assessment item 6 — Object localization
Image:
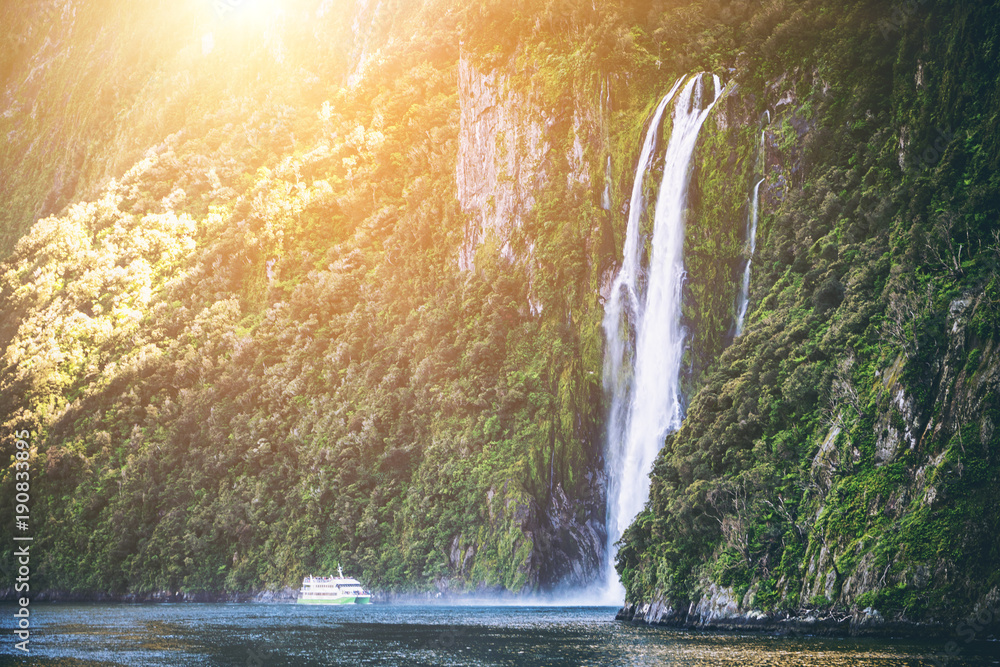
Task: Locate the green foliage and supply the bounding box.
[0,0,611,596]
[1,0,998,621]
[616,0,1000,625]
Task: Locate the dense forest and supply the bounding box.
[615,0,1000,632]
[1,0,998,634]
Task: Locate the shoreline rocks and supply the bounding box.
[615,597,1000,640]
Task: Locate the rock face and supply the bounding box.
[615,597,955,638]
[532,479,607,589]
[456,51,549,270]
[618,586,1000,639]
[617,585,775,631]
[344,0,387,86]
[456,52,602,272]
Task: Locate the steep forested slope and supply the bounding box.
[1,0,614,596]
[615,0,1000,633]
[1,0,998,632]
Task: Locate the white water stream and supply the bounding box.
[734,173,765,337]
[734,120,769,337]
[600,73,722,602]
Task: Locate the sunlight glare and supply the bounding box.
[213,0,286,26]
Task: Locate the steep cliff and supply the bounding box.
[614,0,1000,636]
[0,0,611,598]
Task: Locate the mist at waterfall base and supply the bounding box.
[596,73,723,605]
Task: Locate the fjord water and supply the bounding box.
[601,73,722,601]
[4,603,998,667]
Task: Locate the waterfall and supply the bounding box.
[734,174,765,337]
[734,119,769,337]
[602,79,613,211]
[600,73,722,602]
[602,155,613,211]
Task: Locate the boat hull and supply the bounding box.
[354,595,371,604]
[297,596,356,604]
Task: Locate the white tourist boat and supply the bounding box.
[297,566,372,604]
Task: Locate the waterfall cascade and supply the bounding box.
[734,175,765,337]
[600,73,722,602]
[734,118,769,337]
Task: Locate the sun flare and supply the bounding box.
[212,0,286,25]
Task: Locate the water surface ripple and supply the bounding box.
[2,604,997,666]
